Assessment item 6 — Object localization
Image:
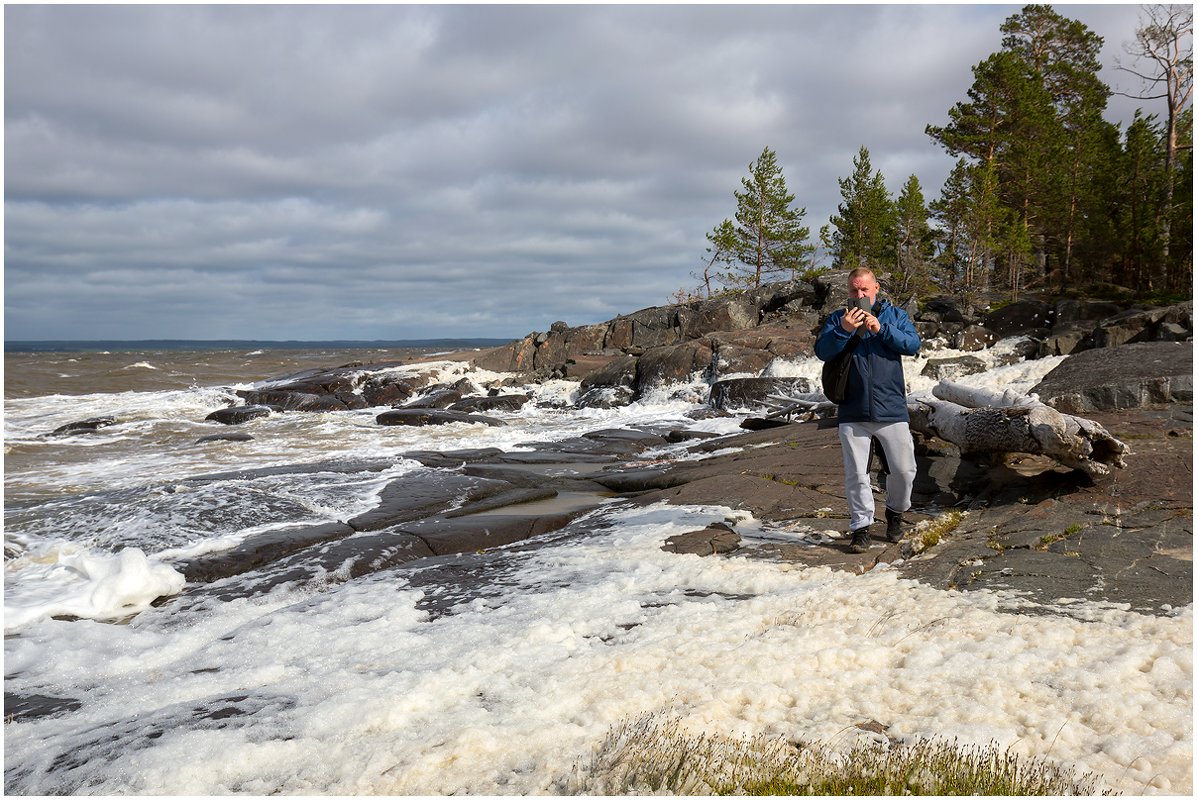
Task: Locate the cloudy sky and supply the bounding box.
[5,3,1156,342]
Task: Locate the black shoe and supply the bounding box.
[848,527,871,553]
[885,507,904,542]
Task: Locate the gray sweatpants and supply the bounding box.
[838,421,917,531]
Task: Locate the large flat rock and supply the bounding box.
[1031,341,1192,413]
[631,405,1192,617]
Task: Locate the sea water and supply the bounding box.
[2,343,1191,794]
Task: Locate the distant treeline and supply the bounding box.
[694,4,1193,305]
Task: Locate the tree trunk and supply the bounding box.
[907,381,1128,479]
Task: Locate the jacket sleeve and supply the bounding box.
[878,308,921,356]
[814,310,853,362]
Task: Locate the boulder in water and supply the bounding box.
[205,405,274,425]
[50,416,117,437]
[375,408,505,427]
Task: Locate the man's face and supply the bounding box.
[848,274,879,304]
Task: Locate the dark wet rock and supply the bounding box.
[175,522,354,583]
[593,468,691,492]
[1031,341,1193,413]
[1054,299,1123,324]
[392,512,578,556]
[982,299,1053,337]
[449,394,531,413]
[236,389,361,412]
[920,355,988,381]
[583,428,669,448]
[1089,302,1193,348]
[375,408,505,427]
[204,405,274,425]
[575,385,635,409]
[497,451,618,465]
[686,407,734,420]
[1038,320,1098,357]
[4,692,83,722]
[665,429,722,443]
[360,375,416,406]
[913,320,944,342]
[232,362,422,412]
[347,473,515,532]
[662,522,741,556]
[634,342,713,392]
[184,458,394,485]
[402,448,507,468]
[49,416,117,436]
[710,344,775,378]
[195,432,255,444]
[461,462,612,494]
[917,296,969,324]
[740,417,794,431]
[955,325,999,352]
[176,532,438,604]
[579,354,638,390]
[443,487,559,518]
[709,377,813,411]
[401,388,464,409]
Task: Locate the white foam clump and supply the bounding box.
[4,545,185,632]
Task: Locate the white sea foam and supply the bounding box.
[4,545,185,631]
[2,503,1190,795]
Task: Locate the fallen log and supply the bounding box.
[907,381,1129,479]
[768,381,1128,478]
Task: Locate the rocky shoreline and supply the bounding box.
[13,282,1193,729]
[127,279,1189,622]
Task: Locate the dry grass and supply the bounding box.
[566,713,1112,795]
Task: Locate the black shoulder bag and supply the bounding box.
[821,334,861,404]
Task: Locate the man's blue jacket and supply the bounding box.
[814,298,922,424]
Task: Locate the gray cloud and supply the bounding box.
[5,4,1152,341]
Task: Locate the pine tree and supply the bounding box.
[1117,112,1167,289]
[928,5,1116,296]
[1001,4,1111,292]
[891,174,936,303]
[930,159,973,294]
[713,147,811,289]
[830,146,895,269]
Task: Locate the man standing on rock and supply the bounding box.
[815,267,921,553]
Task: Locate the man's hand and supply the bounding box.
[841,308,880,334]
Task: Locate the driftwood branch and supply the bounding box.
[907,381,1129,479]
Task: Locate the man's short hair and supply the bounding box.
[847,267,877,284]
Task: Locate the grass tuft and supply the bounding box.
[567,713,1114,796]
[910,510,964,554]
